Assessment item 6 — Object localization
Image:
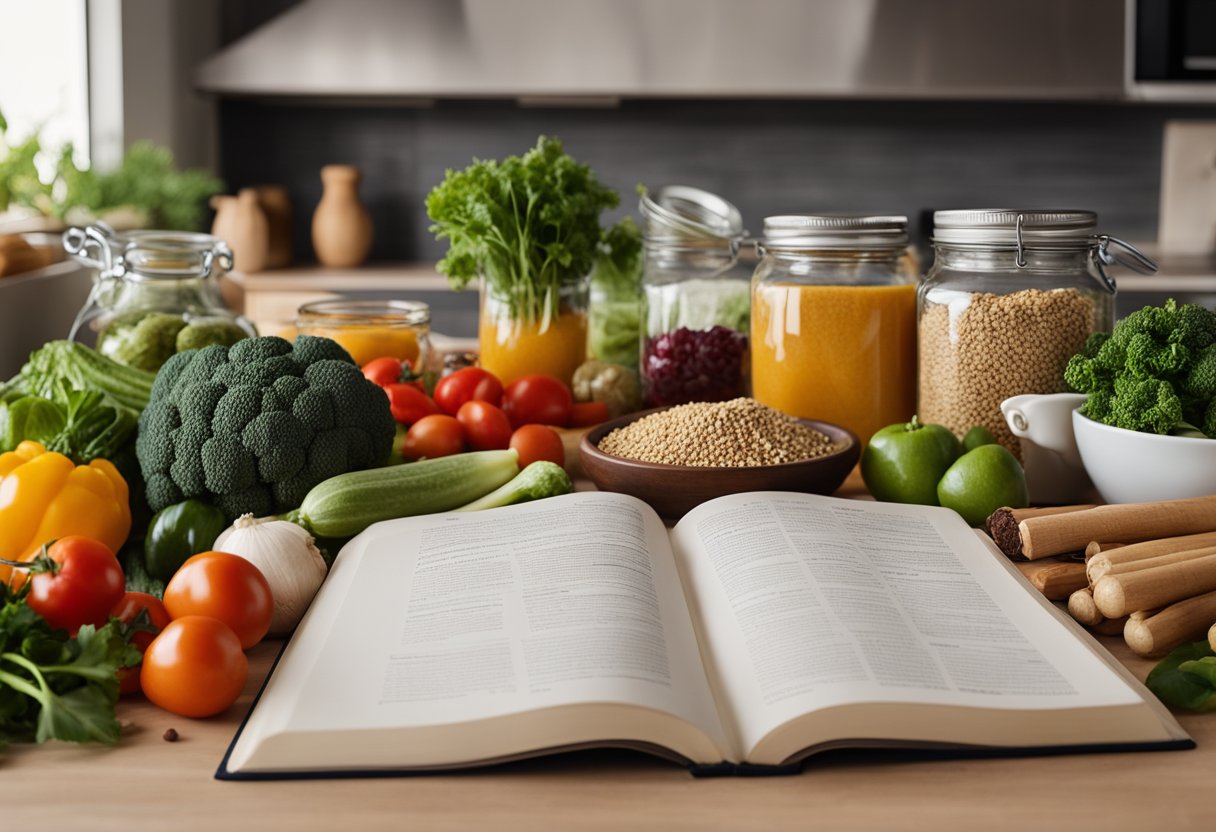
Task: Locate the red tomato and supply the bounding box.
[456,401,513,451]
[509,425,566,469]
[502,375,573,428]
[163,552,273,650]
[386,383,440,425]
[569,401,610,427]
[23,537,125,634]
[403,414,466,460]
[361,356,405,388]
[433,367,503,415]
[111,591,171,695]
[140,616,248,718]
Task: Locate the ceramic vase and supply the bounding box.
[253,185,293,269]
[311,165,373,268]
[210,190,269,274]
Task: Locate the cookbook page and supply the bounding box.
[669,492,1147,757]
[228,491,729,770]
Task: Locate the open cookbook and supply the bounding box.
[217,491,1191,779]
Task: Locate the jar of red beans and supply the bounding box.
[639,186,751,407]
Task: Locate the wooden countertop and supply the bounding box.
[4,636,1213,831]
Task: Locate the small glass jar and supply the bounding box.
[751,215,918,444]
[919,210,1156,454]
[65,224,255,372]
[296,299,433,372]
[478,277,589,386]
[639,186,751,407]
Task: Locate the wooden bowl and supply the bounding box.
[579,408,861,519]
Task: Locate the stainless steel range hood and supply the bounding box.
[195,0,1126,101]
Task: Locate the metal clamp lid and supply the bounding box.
[1089,235,1158,293]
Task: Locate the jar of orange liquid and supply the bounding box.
[751,215,918,445]
[478,277,588,386]
[295,299,432,370]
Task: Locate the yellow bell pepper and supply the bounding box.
[0,441,131,583]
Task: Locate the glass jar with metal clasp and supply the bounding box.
[918,209,1157,455]
[751,215,918,445]
[639,186,752,407]
[65,223,255,373]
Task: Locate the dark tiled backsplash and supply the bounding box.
[218,98,1214,264]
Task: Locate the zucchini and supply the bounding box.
[289,449,520,538]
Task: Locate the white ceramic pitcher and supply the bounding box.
[1000,393,1098,505]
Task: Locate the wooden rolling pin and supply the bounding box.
[1123,590,1216,657]
[1088,545,1216,583]
[987,505,1097,558]
[1014,559,1088,600]
[1019,496,1216,560]
[1084,532,1216,582]
[1092,552,1216,618]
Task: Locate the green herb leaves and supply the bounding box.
[426,136,618,324]
[1146,641,1216,712]
[0,585,133,747]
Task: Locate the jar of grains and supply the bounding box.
[751,215,918,445]
[918,210,1156,455]
[639,186,751,407]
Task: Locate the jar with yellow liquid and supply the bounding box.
[295,299,432,370]
[477,276,588,386]
[751,215,918,445]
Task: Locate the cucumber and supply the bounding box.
[290,449,520,538]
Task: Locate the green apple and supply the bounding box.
[861,416,962,505]
[937,444,1029,527]
[962,425,998,452]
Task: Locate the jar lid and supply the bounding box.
[639,185,743,242]
[932,209,1097,247]
[762,214,909,251]
[64,225,233,279]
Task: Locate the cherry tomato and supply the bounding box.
[386,383,440,425]
[111,591,171,695]
[163,552,273,650]
[433,367,503,415]
[361,356,405,388]
[509,424,566,469]
[140,616,248,718]
[456,401,513,451]
[23,537,125,634]
[502,375,573,428]
[569,401,610,427]
[403,414,466,460]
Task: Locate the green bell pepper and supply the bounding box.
[144,499,228,581]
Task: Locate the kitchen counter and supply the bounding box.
[3,635,1212,832]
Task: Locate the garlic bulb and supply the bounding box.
[213,514,328,634]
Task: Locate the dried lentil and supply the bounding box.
[598,397,837,467]
[918,288,1096,455]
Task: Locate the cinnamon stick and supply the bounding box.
[1084,531,1216,578]
[987,505,1097,559]
[1092,552,1216,618]
[1019,496,1216,560]
[1123,590,1216,657]
[1068,587,1104,626]
[1088,545,1216,584]
[1084,541,1124,560]
[1014,559,1088,600]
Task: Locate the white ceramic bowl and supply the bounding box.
[1072,410,1216,504]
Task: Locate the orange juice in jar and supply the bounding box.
[477,280,588,386]
[295,300,431,369]
[750,215,917,444]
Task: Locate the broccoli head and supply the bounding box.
[136,335,396,519]
[1182,343,1216,403]
[1109,376,1184,435]
[97,312,188,373]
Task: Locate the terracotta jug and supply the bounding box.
[311,165,373,268]
[210,190,269,273]
[253,185,293,269]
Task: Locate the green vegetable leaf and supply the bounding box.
[426,136,618,324]
[1146,641,1216,712]
[0,395,66,453]
[34,682,121,745]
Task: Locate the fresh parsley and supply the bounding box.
[426,136,618,324]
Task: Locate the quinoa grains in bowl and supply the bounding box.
[597,398,838,467]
